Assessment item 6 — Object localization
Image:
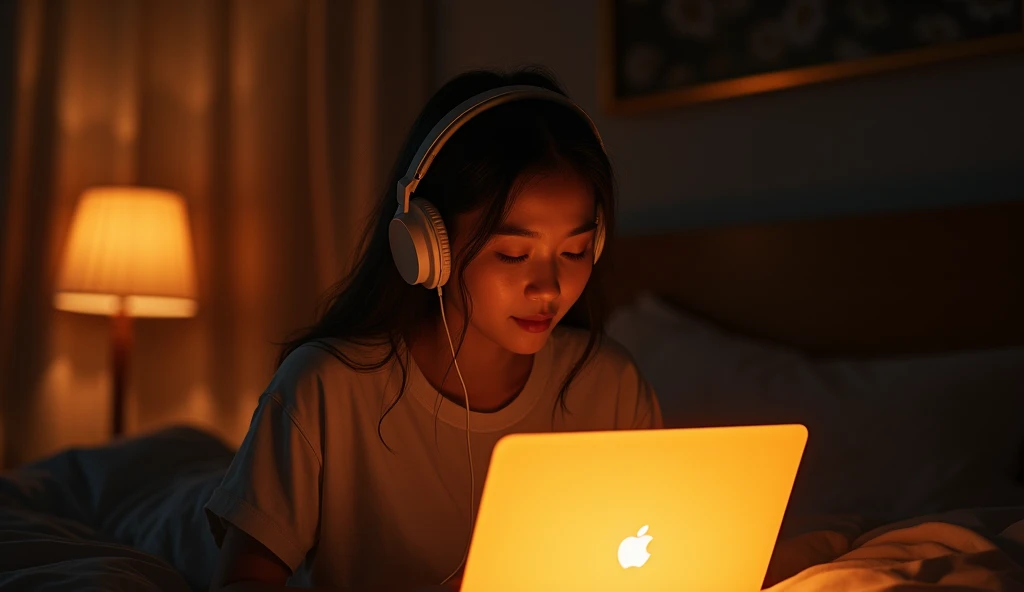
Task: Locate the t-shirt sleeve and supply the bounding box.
[204,350,325,572]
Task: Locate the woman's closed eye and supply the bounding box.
[496,253,528,264]
[495,250,588,264]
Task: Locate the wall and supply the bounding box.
[433,0,1024,235]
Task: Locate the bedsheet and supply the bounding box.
[768,507,1024,591]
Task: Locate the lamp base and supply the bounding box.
[111,311,133,437]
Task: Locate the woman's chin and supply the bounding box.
[506,342,545,355]
[472,318,555,356]
[504,329,554,355]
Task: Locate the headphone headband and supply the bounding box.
[388,84,609,289]
[396,85,605,213]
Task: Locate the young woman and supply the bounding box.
[206,67,663,592]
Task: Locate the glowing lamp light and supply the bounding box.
[55,186,197,317]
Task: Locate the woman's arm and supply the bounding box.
[210,525,458,592]
[210,525,306,592]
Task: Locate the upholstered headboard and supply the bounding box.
[601,200,1024,357]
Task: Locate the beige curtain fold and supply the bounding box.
[0,0,432,468]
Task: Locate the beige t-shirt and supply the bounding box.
[205,326,662,589]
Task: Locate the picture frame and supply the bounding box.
[600,0,1024,115]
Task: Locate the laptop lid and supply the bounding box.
[460,424,807,592]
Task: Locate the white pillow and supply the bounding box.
[606,292,1024,522]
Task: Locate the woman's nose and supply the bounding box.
[525,263,561,303]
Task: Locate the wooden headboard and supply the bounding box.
[601,200,1024,357]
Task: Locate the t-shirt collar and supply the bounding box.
[405,333,555,432]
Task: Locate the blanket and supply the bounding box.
[0,504,191,591]
[2,426,1024,591]
[0,426,231,591]
[767,508,1024,591]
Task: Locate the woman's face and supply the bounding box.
[446,169,598,355]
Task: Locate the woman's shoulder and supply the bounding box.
[251,337,404,454]
[267,337,398,403]
[281,336,394,371]
[549,325,661,429]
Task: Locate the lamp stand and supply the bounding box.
[111,310,133,437]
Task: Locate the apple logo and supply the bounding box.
[617,525,653,569]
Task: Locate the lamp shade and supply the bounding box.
[54,186,198,318]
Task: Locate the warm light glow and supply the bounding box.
[54,186,198,318]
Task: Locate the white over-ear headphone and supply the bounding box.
[388,85,608,289]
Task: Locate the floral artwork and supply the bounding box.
[603,0,1024,113]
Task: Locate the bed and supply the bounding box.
[1,200,1022,590]
[602,199,1024,589]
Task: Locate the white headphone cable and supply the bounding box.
[436,285,474,587]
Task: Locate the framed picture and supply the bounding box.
[600,0,1024,115]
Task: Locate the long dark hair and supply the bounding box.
[278,66,616,441]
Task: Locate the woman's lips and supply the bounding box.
[512,317,552,333]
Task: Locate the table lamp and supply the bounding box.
[54,186,198,436]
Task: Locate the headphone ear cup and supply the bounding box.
[389,207,428,286]
[389,199,451,288]
[412,199,451,288]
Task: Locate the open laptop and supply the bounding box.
[459,424,807,592]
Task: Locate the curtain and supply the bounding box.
[0,0,433,468]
